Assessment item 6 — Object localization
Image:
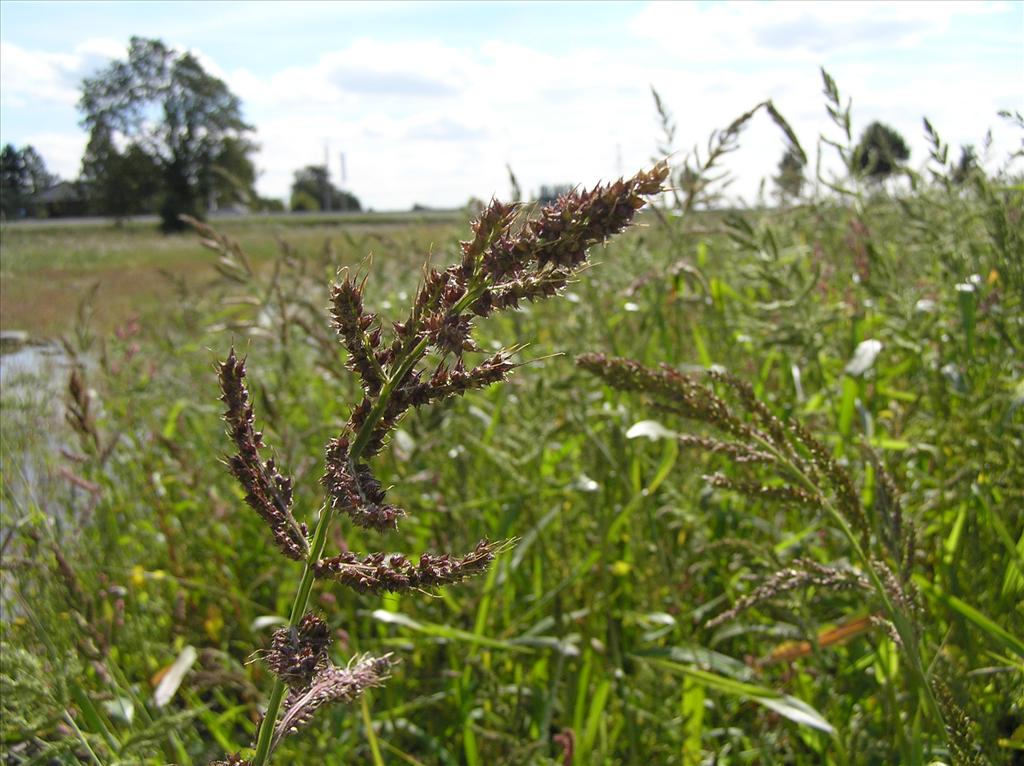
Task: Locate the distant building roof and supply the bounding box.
[33,182,83,204]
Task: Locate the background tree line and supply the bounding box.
[4,34,982,228]
[1,144,59,219]
[771,119,979,204]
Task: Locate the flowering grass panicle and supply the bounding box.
[209,163,668,765]
[576,352,961,746]
[219,352,308,562]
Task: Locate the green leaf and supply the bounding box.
[370,610,529,653]
[69,680,120,751]
[161,399,189,439]
[956,281,976,359]
[913,576,1024,659]
[869,437,912,451]
[838,376,858,438]
[692,323,712,367]
[635,653,834,734]
[462,718,480,766]
[646,645,756,681]
[580,678,612,758]
[681,677,705,763]
[648,435,679,495]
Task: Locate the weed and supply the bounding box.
[207,164,668,763]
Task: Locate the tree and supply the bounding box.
[289,165,360,212]
[1,144,57,219]
[537,183,572,205]
[79,37,254,231]
[853,121,910,182]
[80,121,163,219]
[1,144,26,219]
[19,146,56,201]
[254,196,285,213]
[773,146,805,202]
[290,189,320,212]
[209,136,258,211]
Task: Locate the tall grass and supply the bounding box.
[199,165,669,764]
[1,72,1021,765]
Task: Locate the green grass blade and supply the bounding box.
[913,575,1024,659]
[635,654,835,734]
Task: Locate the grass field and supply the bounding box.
[1,115,1022,764]
[0,211,463,335]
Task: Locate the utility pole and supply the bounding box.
[322,142,330,212]
[339,152,347,212]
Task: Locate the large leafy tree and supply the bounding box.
[80,122,163,219]
[1,144,28,219]
[210,135,260,210]
[853,121,910,182]
[289,165,361,212]
[79,37,255,231]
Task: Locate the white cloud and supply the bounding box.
[232,26,1021,209]
[0,39,121,108]
[226,38,473,112]
[629,1,1004,60]
[402,115,489,142]
[325,38,471,97]
[16,132,88,180]
[2,3,1019,210]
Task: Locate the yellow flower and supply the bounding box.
[204,605,224,641]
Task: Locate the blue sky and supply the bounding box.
[1,1,1021,209]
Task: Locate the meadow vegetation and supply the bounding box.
[1,73,1022,765]
[0,211,462,334]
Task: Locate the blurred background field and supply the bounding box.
[0,212,461,333]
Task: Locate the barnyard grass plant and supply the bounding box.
[576,353,983,763]
[209,163,669,764]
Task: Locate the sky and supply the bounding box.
[1,1,1022,211]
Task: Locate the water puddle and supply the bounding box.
[1,339,81,523]
[0,340,73,392]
